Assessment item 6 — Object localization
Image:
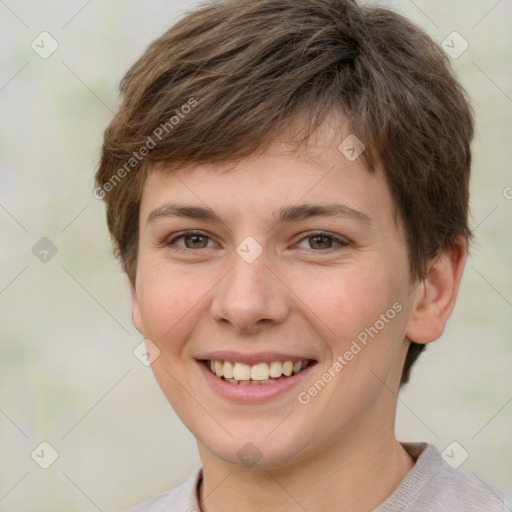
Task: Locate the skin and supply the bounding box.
[130,119,467,512]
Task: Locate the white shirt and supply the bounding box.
[124,442,507,511]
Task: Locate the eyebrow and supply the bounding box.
[146,202,372,227]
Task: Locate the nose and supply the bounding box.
[209,250,289,334]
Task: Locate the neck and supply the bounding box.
[198,418,414,512]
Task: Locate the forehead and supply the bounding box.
[139,120,399,233]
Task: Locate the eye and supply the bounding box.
[167,231,218,250]
[165,230,349,252]
[295,232,349,251]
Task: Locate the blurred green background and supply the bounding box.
[0,0,511,510]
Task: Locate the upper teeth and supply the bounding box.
[208,360,309,381]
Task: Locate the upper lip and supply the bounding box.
[196,351,317,365]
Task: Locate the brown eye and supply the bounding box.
[183,234,209,249]
[167,231,215,250]
[309,235,334,250]
[296,232,349,251]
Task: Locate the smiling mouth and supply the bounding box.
[204,359,312,385]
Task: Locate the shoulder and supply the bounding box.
[428,451,505,511]
[377,443,507,512]
[123,467,202,512]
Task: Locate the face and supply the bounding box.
[131,121,421,469]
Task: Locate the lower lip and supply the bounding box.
[197,361,316,403]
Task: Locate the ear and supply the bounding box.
[130,279,144,335]
[405,236,467,344]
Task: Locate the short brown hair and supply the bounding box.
[95,0,474,386]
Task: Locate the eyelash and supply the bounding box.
[166,230,350,252]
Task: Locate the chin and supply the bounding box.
[196,421,318,470]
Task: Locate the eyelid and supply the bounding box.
[294,231,350,250]
[166,230,219,249]
[166,230,350,252]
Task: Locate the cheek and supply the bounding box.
[137,259,192,329]
[289,263,401,343]
[136,259,221,356]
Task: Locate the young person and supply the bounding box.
[95,0,507,510]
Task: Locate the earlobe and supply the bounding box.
[130,279,144,335]
[405,237,467,344]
